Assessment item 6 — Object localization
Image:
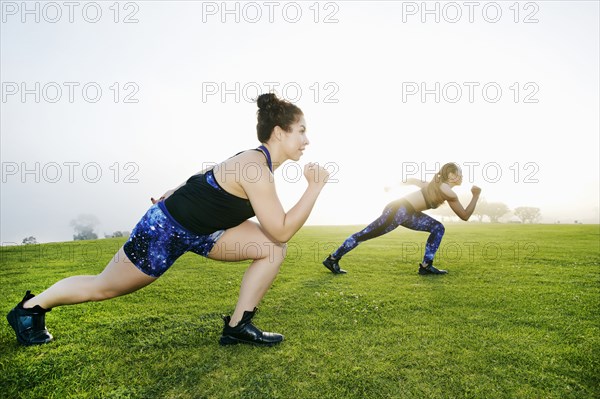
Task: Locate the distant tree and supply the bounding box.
[74,231,98,241]
[104,231,127,238]
[473,198,488,222]
[22,236,37,245]
[481,202,510,223]
[71,214,100,241]
[514,207,541,224]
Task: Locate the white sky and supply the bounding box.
[1,1,599,244]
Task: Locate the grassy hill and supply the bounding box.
[1,224,598,398]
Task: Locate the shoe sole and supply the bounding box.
[219,335,283,347]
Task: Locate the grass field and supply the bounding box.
[1,224,599,399]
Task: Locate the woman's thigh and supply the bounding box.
[93,247,157,299]
[208,220,286,262]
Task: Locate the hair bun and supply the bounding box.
[257,93,278,110]
[255,92,303,143]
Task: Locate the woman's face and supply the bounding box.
[447,167,463,186]
[282,115,309,161]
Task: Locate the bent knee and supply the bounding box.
[270,242,287,267]
[278,243,288,261]
[241,241,286,263]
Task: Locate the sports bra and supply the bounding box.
[420,185,445,210]
[164,146,272,235]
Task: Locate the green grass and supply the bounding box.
[1,224,599,399]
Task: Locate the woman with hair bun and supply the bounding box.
[323,163,481,275]
[8,93,329,347]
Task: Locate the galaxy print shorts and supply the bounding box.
[123,202,225,278]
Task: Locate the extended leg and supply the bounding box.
[330,205,402,260]
[8,247,156,345]
[23,247,157,309]
[323,204,410,274]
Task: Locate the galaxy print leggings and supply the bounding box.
[331,200,445,265]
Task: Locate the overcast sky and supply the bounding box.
[1,1,599,244]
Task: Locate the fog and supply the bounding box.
[1,1,598,244]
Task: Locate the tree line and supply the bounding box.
[20,203,544,245]
[431,197,541,223]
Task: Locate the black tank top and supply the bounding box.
[164,147,272,235]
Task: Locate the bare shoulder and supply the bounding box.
[212,149,272,197]
[219,150,270,173]
[226,149,272,185]
[406,178,427,188]
[227,149,264,165]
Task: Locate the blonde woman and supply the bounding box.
[323,163,481,275]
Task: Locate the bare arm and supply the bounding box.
[445,185,482,221]
[243,162,329,243]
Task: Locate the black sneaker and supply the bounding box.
[6,291,53,346]
[418,263,448,275]
[322,255,347,274]
[219,308,283,346]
